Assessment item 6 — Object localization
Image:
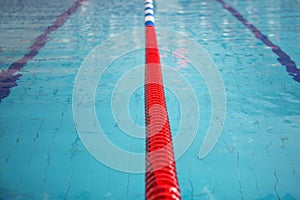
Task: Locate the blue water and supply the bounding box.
[1,0,300,199]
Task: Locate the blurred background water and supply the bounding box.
[0,0,300,199]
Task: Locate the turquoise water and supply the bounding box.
[1,0,300,199]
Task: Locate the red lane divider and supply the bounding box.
[145,25,181,200]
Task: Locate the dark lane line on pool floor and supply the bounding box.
[0,0,87,103]
[216,0,300,83]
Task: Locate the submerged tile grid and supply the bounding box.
[160,0,300,199]
[0,0,300,199]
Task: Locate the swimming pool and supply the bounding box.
[1,0,300,199]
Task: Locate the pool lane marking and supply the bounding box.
[144,0,181,199]
[216,0,300,83]
[0,0,87,102]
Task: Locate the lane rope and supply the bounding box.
[144,0,181,199]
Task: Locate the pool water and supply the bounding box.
[1,0,300,199]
